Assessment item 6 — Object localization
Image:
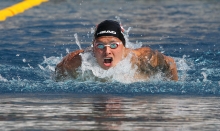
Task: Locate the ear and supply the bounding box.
[120,25,125,32]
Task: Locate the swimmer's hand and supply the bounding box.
[55,50,84,81]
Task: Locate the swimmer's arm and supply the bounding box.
[55,50,84,81]
[148,49,178,81]
[162,55,178,81]
[133,47,178,81]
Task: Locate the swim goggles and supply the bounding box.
[94,42,121,49]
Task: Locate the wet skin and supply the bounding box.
[55,36,178,81]
[93,36,126,70]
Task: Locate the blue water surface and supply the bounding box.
[0,0,220,95]
[1,1,220,131]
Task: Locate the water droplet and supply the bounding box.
[74,33,82,50]
[28,63,34,69]
[66,48,70,54]
[23,59,26,63]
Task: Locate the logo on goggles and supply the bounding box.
[97,30,116,35]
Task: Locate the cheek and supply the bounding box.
[113,48,123,59]
[94,49,103,59]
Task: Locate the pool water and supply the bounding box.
[0,0,220,130]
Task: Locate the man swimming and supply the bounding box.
[55,20,178,81]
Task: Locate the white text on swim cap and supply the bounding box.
[97,30,116,35]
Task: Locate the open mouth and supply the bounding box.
[103,57,113,67]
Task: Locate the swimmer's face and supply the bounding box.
[93,36,125,70]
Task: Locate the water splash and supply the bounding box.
[0,55,220,95]
[90,16,142,49]
[66,48,70,54]
[115,16,142,49]
[91,27,95,34]
[0,19,219,95]
[74,33,82,50]
[39,56,62,72]
[0,74,8,82]
[79,50,138,83]
[23,58,26,63]
[78,49,192,83]
[175,55,191,81]
[28,63,34,69]
[201,72,208,82]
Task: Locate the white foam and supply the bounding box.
[39,56,62,72]
[52,18,191,83]
[79,50,138,83]
[78,50,178,83]
[71,18,144,83]
[174,55,192,81]
[42,56,62,66]
[175,55,191,71]
[73,17,187,83]
[0,74,8,82]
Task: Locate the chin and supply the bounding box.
[102,66,111,70]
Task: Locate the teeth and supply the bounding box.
[104,58,112,60]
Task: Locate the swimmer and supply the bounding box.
[55,20,178,81]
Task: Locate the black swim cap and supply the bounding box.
[94,20,126,46]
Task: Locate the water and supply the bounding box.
[1,94,220,131]
[0,0,220,130]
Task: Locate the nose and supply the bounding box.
[104,46,112,55]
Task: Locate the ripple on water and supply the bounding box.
[0,44,220,94]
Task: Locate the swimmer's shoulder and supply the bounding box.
[55,49,84,81]
[131,47,152,56]
[124,46,152,58]
[60,49,84,66]
[126,47,178,81]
